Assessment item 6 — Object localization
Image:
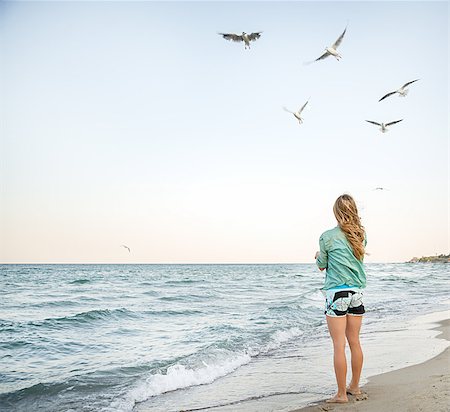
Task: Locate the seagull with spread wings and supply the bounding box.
[366,119,403,133]
[378,79,419,102]
[218,31,262,49]
[283,100,309,124]
[121,245,131,253]
[315,26,347,61]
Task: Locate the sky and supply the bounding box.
[0,1,448,264]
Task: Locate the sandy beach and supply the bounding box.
[291,319,449,412]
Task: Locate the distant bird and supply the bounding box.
[366,119,403,133]
[373,187,389,191]
[218,31,262,49]
[315,26,347,61]
[121,245,131,253]
[283,100,309,124]
[378,79,419,102]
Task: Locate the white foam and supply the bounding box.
[263,327,303,352]
[109,352,251,411]
[109,326,305,411]
[411,309,450,326]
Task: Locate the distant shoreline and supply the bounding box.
[407,254,450,263]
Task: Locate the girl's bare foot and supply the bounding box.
[326,394,348,403]
[346,386,362,395]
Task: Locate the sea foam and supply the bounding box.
[110,352,251,411]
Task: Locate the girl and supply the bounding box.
[315,194,367,403]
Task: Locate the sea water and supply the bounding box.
[0,263,448,411]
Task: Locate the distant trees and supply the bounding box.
[408,254,450,263]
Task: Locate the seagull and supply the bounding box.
[121,245,131,253]
[373,187,389,191]
[218,31,262,49]
[378,79,419,102]
[366,119,403,133]
[283,100,309,124]
[315,26,347,61]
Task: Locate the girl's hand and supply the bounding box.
[315,251,320,259]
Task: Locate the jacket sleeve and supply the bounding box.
[316,235,328,269]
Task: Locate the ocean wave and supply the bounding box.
[144,309,203,316]
[142,290,159,296]
[110,352,251,412]
[164,279,207,286]
[53,308,137,323]
[109,324,305,411]
[0,339,35,350]
[262,327,304,353]
[69,279,91,285]
[26,300,80,308]
[158,294,212,302]
[378,276,419,284]
[0,381,73,411]
[18,308,138,329]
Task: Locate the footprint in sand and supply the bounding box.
[354,392,369,401]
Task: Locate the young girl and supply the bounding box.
[315,194,367,403]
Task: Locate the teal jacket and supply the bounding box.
[316,226,367,290]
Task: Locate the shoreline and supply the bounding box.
[134,310,450,412]
[290,318,450,412]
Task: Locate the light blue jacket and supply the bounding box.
[316,226,367,290]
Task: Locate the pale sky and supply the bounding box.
[0,1,448,263]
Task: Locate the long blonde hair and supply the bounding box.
[333,194,365,260]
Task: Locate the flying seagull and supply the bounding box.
[373,187,389,191]
[379,79,419,102]
[366,119,403,133]
[315,26,347,61]
[283,100,309,124]
[121,245,131,253]
[218,31,262,49]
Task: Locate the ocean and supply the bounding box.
[1,263,448,412]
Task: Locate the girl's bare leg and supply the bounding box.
[345,315,364,393]
[326,315,348,402]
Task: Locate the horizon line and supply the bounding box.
[0,261,412,265]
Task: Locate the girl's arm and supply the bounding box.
[315,236,328,270]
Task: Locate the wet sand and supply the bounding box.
[290,319,449,412]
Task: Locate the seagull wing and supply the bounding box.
[218,33,243,43]
[366,120,381,126]
[299,100,309,114]
[385,119,403,127]
[315,51,330,61]
[283,106,294,114]
[121,244,131,252]
[247,31,262,41]
[378,91,396,102]
[332,27,347,49]
[402,79,419,88]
